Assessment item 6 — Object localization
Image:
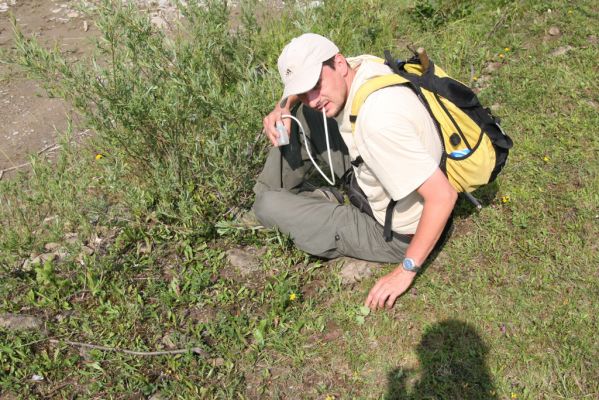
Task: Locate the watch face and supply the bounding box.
[403,258,416,271]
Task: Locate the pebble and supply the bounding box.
[44,242,61,251]
[551,45,574,57]
[548,26,560,36]
[0,313,43,331]
[225,247,265,276]
[337,257,377,285]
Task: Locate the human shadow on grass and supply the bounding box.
[385,319,498,400]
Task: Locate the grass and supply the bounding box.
[1,0,598,398]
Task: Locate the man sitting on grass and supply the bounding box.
[252,33,456,310]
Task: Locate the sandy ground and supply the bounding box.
[0,0,98,174]
[0,0,187,175]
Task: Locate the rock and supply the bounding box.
[67,11,79,18]
[551,45,574,57]
[0,313,43,331]
[44,242,61,251]
[149,392,167,400]
[81,245,94,256]
[548,26,560,36]
[150,14,167,29]
[40,252,57,263]
[42,215,58,224]
[210,357,225,367]
[225,247,266,276]
[161,331,177,349]
[337,257,377,285]
[490,103,501,112]
[21,259,33,272]
[64,232,79,244]
[484,62,503,73]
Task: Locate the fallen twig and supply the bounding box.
[49,339,208,357]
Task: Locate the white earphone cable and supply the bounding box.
[281,108,335,185]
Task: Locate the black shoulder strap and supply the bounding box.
[383,200,397,242]
[384,50,401,74]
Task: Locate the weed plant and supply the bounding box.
[1,0,597,398]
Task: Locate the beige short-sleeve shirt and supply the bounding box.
[335,56,442,234]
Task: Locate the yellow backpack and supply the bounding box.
[348,50,513,241]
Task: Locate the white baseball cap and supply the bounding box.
[277,33,339,100]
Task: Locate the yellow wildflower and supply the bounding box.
[568,10,573,14]
[543,155,550,162]
[504,47,511,52]
[325,396,335,400]
[511,393,518,399]
[95,153,104,160]
[289,292,297,301]
[499,53,505,58]
[501,195,510,204]
[472,76,478,81]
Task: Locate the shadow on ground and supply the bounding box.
[386,319,498,400]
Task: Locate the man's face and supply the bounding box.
[298,58,349,118]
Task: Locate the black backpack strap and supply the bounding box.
[383,200,397,242]
[384,50,401,74]
[351,156,364,167]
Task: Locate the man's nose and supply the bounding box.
[304,88,320,108]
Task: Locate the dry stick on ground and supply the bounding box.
[49,339,209,357]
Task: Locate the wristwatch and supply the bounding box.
[402,258,421,273]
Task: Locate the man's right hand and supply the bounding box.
[262,96,297,146]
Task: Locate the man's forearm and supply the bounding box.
[405,169,457,267]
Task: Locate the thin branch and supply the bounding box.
[49,339,208,357]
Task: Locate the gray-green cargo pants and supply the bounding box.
[252,105,410,263]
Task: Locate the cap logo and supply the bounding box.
[285,68,293,77]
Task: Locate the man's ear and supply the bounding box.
[334,54,349,76]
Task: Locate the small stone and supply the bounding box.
[211,357,225,367]
[0,313,43,331]
[67,11,79,18]
[42,215,58,224]
[226,247,264,276]
[81,245,94,256]
[484,62,503,73]
[21,259,32,272]
[161,331,177,349]
[551,45,574,57]
[40,252,57,263]
[64,232,79,244]
[83,20,88,32]
[53,249,68,260]
[548,26,560,36]
[44,242,61,251]
[337,258,377,285]
[490,104,501,112]
[149,393,166,400]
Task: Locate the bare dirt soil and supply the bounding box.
[0,0,185,176]
[0,0,98,174]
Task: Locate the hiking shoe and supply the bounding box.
[232,209,264,229]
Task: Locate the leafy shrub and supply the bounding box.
[11,0,277,238]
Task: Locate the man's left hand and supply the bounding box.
[364,268,416,310]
